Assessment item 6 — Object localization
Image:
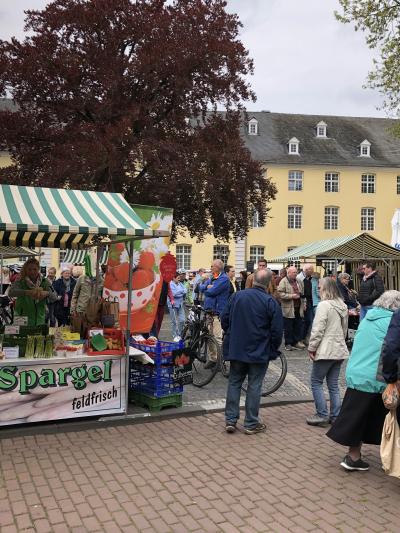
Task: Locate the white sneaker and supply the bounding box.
[173,336,181,342]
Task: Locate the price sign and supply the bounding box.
[4,325,20,335]
[4,347,19,359]
[14,316,28,326]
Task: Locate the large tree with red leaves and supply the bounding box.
[0,0,276,240]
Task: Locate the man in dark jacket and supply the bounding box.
[382,308,400,384]
[221,269,283,434]
[358,261,385,320]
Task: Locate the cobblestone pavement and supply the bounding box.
[159,313,347,409]
[1,402,399,532]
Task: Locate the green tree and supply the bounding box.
[336,0,400,112]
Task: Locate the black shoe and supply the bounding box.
[225,423,236,434]
[340,455,369,471]
[244,423,267,435]
[204,360,217,370]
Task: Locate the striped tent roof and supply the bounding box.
[269,233,400,262]
[0,185,169,249]
[62,249,108,265]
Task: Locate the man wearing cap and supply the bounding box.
[200,259,230,368]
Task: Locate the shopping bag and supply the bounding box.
[71,312,85,335]
[108,297,120,328]
[382,382,400,410]
[380,410,400,478]
[85,297,103,326]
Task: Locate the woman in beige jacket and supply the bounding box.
[306,277,349,427]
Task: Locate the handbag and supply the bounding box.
[70,312,86,335]
[85,297,103,326]
[101,297,119,328]
[380,410,400,478]
[382,382,400,410]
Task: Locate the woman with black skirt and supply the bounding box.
[327,290,400,471]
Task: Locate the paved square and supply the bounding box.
[0,403,399,532]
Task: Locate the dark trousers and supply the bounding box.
[283,310,303,346]
[303,303,315,340]
[47,302,56,327]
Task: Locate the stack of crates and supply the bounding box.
[129,340,184,411]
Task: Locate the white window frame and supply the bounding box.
[316,121,327,138]
[361,208,375,231]
[249,246,265,264]
[176,244,192,270]
[288,137,299,155]
[397,176,400,195]
[213,245,229,265]
[324,206,339,230]
[251,210,263,228]
[287,247,300,269]
[325,172,339,192]
[288,170,303,191]
[361,174,376,194]
[322,260,336,275]
[288,205,302,229]
[248,119,258,136]
[360,139,371,157]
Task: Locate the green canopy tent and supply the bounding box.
[269,232,400,290]
[0,184,163,248]
[62,249,108,266]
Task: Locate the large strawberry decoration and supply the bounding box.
[160,252,177,282]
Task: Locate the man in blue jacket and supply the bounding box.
[200,259,231,368]
[221,269,283,434]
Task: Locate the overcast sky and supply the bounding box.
[0,0,385,118]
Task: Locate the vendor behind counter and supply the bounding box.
[8,258,57,326]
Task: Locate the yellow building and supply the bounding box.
[171,112,400,272]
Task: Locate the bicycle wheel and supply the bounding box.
[220,359,230,378]
[241,353,287,397]
[191,334,220,387]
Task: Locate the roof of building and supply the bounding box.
[242,112,400,168]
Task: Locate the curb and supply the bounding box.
[0,396,314,440]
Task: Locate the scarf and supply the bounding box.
[363,271,376,282]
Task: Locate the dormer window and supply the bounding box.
[288,137,300,155]
[248,118,258,136]
[316,121,327,138]
[360,139,371,157]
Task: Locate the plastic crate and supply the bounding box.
[129,360,183,397]
[130,339,183,365]
[129,390,182,411]
[87,328,125,356]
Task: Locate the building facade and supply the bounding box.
[171,112,400,271]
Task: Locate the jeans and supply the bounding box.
[283,310,304,346]
[360,305,373,321]
[310,359,343,419]
[225,360,268,429]
[303,304,315,340]
[169,305,185,338]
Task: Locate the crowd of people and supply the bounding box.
[3,256,399,472]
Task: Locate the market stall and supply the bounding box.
[0,184,170,426]
[269,232,400,290]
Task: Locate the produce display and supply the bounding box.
[25,335,55,359]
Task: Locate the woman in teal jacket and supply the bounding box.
[327,290,400,472]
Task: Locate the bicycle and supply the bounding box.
[241,351,288,397]
[0,296,14,327]
[181,305,222,387]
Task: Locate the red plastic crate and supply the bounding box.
[87,328,125,356]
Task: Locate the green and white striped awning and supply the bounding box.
[62,248,108,265]
[0,184,169,248]
[269,233,400,262]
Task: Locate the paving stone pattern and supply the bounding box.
[0,403,399,532]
